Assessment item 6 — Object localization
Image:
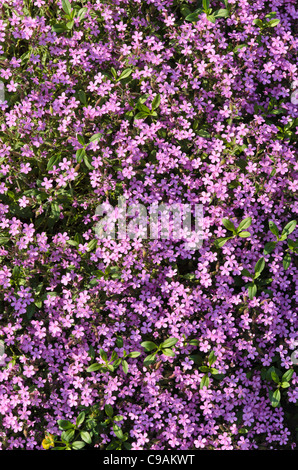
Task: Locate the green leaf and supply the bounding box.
[51,203,60,222]
[283,253,291,270]
[215,237,231,248]
[74,233,84,245]
[89,133,102,143]
[214,8,229,18]
[99,349,107,362]
[61,429,75,443]
[202,0,210,11]
[125,110,134,119]
[206,14,216,23]
[7,190,15,200]
[269,168,276,177]
[212,372,225,381]
[122,360,129,374]
[127,351,141,358]
[140,341,157,351]
[80,431,92,444]
[143,352,157,365]
[197,129,211,138]
[233,44,246,53]
[88,345,95,360]
[26,304,35,319]
[58,420,74,430]
[263,241,277,255]
[269,221,279,238]
[281,220,296,238]
[87,363,101,372]
[287,238,298,251]
[111,67,117,79]
[106,441,118,450]
[254,257,265,276]
[76,412,85,427]
[111,350,119,361]
[271,371,280,384]
[136,103,151,113]
[265,12,277,19]
[87,239,97,252]
[190,354,203,365]
[248,283,257,300]
[77,90,87,105]
[62,0,72,15]
[77,7,88,21]
[239,428,248,435]
[113,415,124,422]
[118,68,133,81]
[66,20,74,30]
[52,24,67,34]
[72,441,86,450]
[185,12,200,22]
[180,5,192,17]
[282,369,294,382]
[76,148,86,163]
[237,217,252,232]
[83,153,93,170]
[199,366,210,373]
[259,277,272,286]
[208,350,216,366]
[113,424,124,440]
[0,236,10,245]
[238,231,251,238]
[138,94,149,105]
[47,154,61,171]
[281,382,290,388]
[222,218,236,233]
[134,111,150,120]
[267,18,280,27]
[77,135,85,146]
[162,348,175,357]
[269,389,281,407]
[241,269,253,278]
[188,339,200,346]
[200,374,210,389]
[105,404,113,417]
[160,337,178,349]
[151,94,161,111]
[253,19,263,28]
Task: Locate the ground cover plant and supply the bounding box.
[0,0,297,451]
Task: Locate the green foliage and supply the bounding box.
[43,404,130,450]
[215,216,252,247]
[185,0,231,24]
[117,68,133,82]
[263,220,297,270]
[87,345,140,375]
[134,94,161,120]
[253,12,280,30]
[241,257,272,299]
[198,351,224,389]
[52,2,88,35]
[140,337,178,366]
[261,366,294,408]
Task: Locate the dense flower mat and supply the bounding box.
[0,0,297,450]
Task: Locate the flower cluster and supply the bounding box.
[0,0,297,450]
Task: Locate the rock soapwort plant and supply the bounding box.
[0,0,297,452]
